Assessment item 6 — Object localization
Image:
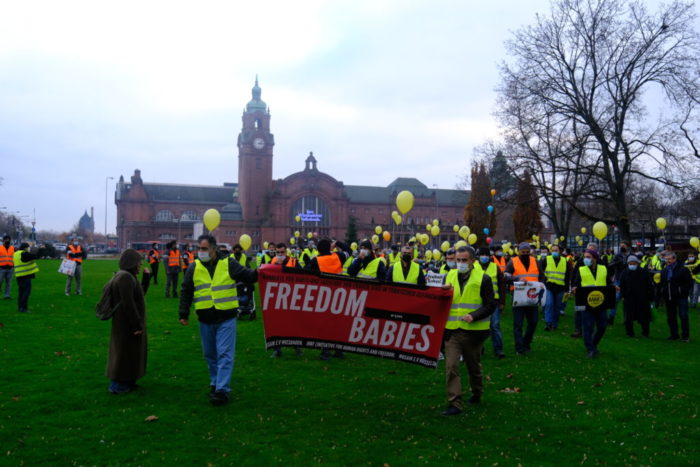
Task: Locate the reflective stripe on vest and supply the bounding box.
[476,261,499,300]
[357,258,382,279]
[192,259,238,311]
[545,256,567,286]
[579,265,607,287]
[445,268,489,331]
[512,256,539,282]
[0,245,15,267]
[392,261,420,284]
[317,254,343,274]
[168,250,181,267]
[67,245,83,264]
[13,251,38,277]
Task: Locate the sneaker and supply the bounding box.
[210,390,229,406]
[441,406,463,416]
[467,395,481,405]
[270,349,282,358]
[570,331,582,338]
[438,352,445,361]
[65,293,70,296]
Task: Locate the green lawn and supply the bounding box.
[1,259,698,465]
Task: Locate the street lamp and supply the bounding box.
[105,176,114,237]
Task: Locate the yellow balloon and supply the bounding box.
[295,215,301,223]
[383,231,391,242]
[459,226,470,240]
[575,235,581,242]
[441,241,450,252]
[592,221,608,240]
[409,237,416,243]
[581,227,587,234]
[263,241,269,250]
[307,232,313,239]
[425,250,432,261]
[290,238,296,245]
[394,214,402,225]
[426,224,432,232]
[432,249,441,261]
[453,224,459,233]
[468,233,477,245]
[430,225,440,237]
[375,225,383,235]
[294,231,300,238]
[391,210,399,218]
[371,234,379,244]
[203,208,221,231]
[690,237,699,248]
[656,217,667,230]
[455,240,467,248]
[559,236,565,242]
[239,234,252,251]
[432,219,439,226]
[351,242,358,251]
[396,190,414,214]
[419,234,429,245]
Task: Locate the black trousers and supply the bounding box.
[150,262,159,284]
[17,276,32,311]
[165,272,179,297]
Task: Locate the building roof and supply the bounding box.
[220,203,243,221]
[128,183,238,204]
[344,179,469,207]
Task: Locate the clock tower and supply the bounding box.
[237,77,274,223]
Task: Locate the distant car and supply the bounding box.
[54,243,67,254]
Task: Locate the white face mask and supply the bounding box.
[457,262,470,273]
[198,251,211,262]
[446,260,456,269]
[276,254,287,263]
[360,249,370,257]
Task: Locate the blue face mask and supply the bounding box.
[628,264,638,271]
[552,252,560,258]
[583,258,593,267]
[446,261,456,269]
[479,256,490,264]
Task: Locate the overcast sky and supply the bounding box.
[0,0,687,233]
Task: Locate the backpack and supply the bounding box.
[95,271,136,320]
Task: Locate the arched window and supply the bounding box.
[291,195,330,227]
[180,210,201,222]
[154,210,174,222]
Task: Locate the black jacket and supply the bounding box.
[661,261,693,301]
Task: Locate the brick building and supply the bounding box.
[115,80,470,250]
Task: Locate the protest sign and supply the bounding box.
[575,286,616,312]
[512,281,546,307]
[425,271,446,288]
[258,265,453,368]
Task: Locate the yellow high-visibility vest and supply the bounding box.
[579,264,607,287]
[445,268,489,331]
[193,259,238,311]
[545,256,567,286]
[13,250,39,277]
[392,262,420,284]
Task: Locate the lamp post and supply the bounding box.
[105,176,114,237]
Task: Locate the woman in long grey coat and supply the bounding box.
[107,249,147,394]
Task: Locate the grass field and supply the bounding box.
[1,259,699,466]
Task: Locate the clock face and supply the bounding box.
[253,137,265,150]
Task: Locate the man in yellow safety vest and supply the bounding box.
[440,246,496,416]
[386,244,426,285]
[13,242,39,313]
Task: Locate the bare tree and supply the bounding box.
[499,0,700,241]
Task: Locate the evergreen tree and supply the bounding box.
[345,215,358,245]
[513,170,543,242]
[489,150,517,200]
[464,162,497,246]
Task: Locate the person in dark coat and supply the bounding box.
[619,255,654,337]
[660,251,693,341]
[106,249,147,394]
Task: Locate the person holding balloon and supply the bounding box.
[178,233,258,406]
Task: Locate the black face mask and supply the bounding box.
[620,247,627,253]
[519,253,530,259]
[3,241,9,247]
[402,253,413,263]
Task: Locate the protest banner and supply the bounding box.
[512,281,547,307]
[425,271,446,288]
[258,265,453,368]
[575,286,616,312]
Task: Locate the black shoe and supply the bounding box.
[626,333,635,338]
[587,349,599,359]
[173,293,178,298]
[607,317,614,325]
[441,406,463,416]
[680,338,690,343]
[667,336,680,341]
[210,390,229,406]
[544,325,552,332]
[3,296,10,300]
[18,309,27,313]
[270,349,282,358]
[333,351,345,359]
[294,348,304,356]
[495,352,506,359]
[516,351,526,356]
[570,331,582,338]
[467,395,481,405]
[320,350,331,361]
[209,385,215,394]
[165,294,170,298]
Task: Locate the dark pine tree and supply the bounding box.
[464,162,497,246]
[513,169,543,242]
[345,215,358,245]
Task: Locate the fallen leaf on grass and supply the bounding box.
[506,373,513,379]
[163,330,171,335]
[11,396,20,401]
[54,351,67,357]
[0,323,4,328]
[576,401,585,405]
[145,415,159,422]
[499,387,521,393]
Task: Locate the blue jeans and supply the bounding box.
[200,318,237,393]
[0,268,12,298]
[513,306,538,353]
[490,306,503,354]
[544,290,564,328]
[582,310,607,352]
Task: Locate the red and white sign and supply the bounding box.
[258,265,453,368]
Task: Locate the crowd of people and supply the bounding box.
[3,232,697,414]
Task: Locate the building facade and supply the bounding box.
[115,80,470,250]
